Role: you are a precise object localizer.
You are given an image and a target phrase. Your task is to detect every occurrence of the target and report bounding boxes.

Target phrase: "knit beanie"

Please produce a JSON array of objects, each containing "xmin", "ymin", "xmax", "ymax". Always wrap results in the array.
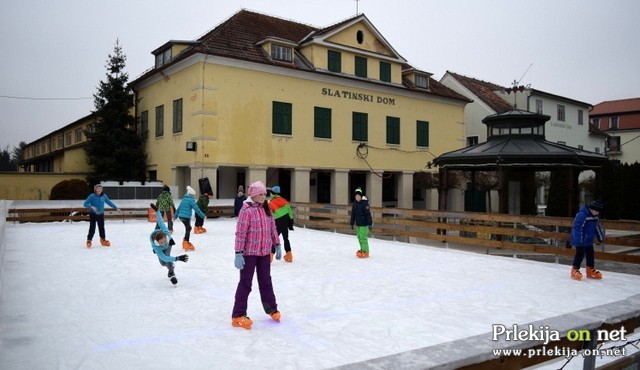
[
  {"xmin": 271, "ymin": 185, "xmax": 281, "ymax": 194},
  {"xmin": 248, "ymin": 181, "xmax": 267, "ymax": 197},
  {"xmin": 355, "ymin": 187, "xmax": 363, "ymax": 195},
  {"xmin": 187, "ymin": 186, "xmax": 196, "ymax": 196}
]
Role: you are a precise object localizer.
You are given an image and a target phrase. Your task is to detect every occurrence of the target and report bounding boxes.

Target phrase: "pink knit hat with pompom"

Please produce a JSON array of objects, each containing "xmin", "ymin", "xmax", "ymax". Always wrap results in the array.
[{"xmin": 248, "ymin": 181, "xmax": 267, "ymax": 197}]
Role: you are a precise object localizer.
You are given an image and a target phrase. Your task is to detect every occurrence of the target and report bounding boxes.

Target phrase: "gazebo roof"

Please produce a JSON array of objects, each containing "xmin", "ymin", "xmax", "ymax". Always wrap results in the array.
[{"xmin": 432, "ymin": 109, "xmax": 609, "ymax": 171}]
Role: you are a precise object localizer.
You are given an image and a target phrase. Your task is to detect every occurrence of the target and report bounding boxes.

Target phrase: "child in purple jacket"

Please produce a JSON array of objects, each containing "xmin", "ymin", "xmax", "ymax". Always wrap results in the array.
[{"xmin": 231, "ymin": 181, "xmax": 282, "ymax": 329}]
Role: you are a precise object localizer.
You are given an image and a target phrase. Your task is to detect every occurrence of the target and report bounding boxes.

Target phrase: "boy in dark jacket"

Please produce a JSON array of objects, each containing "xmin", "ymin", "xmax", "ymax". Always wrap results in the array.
[
  {"xmin": 570, "ymin": 200, "xmax": 605, "ymax": 280},
  {"xmin": 155, "ymin": 185, "xmax": 176, "ymax": 232},
  {"xmin": 234, "ymin": 186, "xmax": 247, "ymax": 217},
  {"xmin": 350, "ymin": 187, "xmax": 373, "ymax": 258},
  {"xmin": 194, "ymin": 191, "xmax": 211, "ymax": 234},
  {"xmin": 268, "ymin": 185, "xmax": 295, "ymax": 262}
]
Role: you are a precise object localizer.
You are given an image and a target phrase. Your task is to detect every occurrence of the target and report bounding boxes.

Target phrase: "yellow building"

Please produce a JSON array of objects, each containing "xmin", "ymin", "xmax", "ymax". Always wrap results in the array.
[{"xmin": 132, "ymin": 10, "xmax": 468, "ymax": 208}]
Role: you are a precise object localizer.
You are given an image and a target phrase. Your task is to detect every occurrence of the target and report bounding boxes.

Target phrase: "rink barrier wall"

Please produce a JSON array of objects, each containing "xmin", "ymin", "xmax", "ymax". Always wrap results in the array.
[
  {"xmin": 0, "ymin": 200, "xmax": 8, "ymax": 307},
  {"xmin": 333, "ymin": 294, "xmax": 640, "ymax": 370}
]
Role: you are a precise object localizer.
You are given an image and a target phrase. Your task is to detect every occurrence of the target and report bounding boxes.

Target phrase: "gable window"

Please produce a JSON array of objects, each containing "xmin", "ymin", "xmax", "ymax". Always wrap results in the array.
[
  {"xmin": 610, "ymin": 116, "xmax": 619, "ymax": 130},
  {"xmin": 557, "ymin": 104, "xmax": 565, "ymax": 122},
  {"xmin": 328, "ymin": 50, "xmax": 341, "ymax": 73},
  {"xmin": 314, "ymin": 107, "xmax": 331, "ymax": 139},
  {"xmin": 352, "ymin": 112, "xmax": 368, "ymax": 141},
  {"xmin": 355, "ymin": 56, "xmax": 367, "ymax": 78},
  {"xmin": 578, "ymin": 109, "xmax": 584, "ymax": 125},
  {"xmin": 272, "ymin": 101, "xmax": 292, "ymax": 135},
  {"xmin": 155, "ymin": 48, "xmax": 172, "ymax": 68},
  {"xmin": 386, "ymin": 116, "xmax": 400, "ymax": 145},
  {"xmin": 172, "ymin": 99, "xmax": 183, "ymax": 133},
  {"xmin": 416, "ymin": 120, "xmax": 429, "ymax": 147},
  {"xmin": 380, "ymin": 62, "xmax": 391, "ymax": 82},
  {"xmin": 536, "ymin": 99, "xmax": 543, "ymax": 114},
  {"xmin": 271, "ymin": 44, "xmax": 292, "ymax": 62},
  {"xmin": 156, "ymin": 105, "xmax": 164, "ymax": 137},
  {"xmin": 140, "ymin": 110, "xmax": 149, "ymax": 139},
  {"xmin": 415, "ymin": 74, "xmax": 429, "ymax": 89},
  {"xmin": 466, "ymin": 136, "xmax": 478, "ymax": 147}
]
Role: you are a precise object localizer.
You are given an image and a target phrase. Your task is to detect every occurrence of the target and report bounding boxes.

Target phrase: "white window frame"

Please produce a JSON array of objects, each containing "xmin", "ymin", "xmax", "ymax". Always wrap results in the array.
[
  {"xmin": 415, "ymin": 74, "xmax": 428, "ymax": 89},
  {"xmin": 271, "ymin": 44, "xmax": 292, "ymax": 62}
]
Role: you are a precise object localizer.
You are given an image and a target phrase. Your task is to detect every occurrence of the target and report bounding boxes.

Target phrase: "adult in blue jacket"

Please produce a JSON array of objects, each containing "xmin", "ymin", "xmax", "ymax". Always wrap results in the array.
[
  {"xmin": 83, "ymin": 184, "xmax": 120, "ymax": 248},
  {"xmin": 570, "ymin": 200, "xmax": 605, "ymax": 280},
  {"xmin": 174, "ymin": 186, "xmax": 206, "ymax": 251},
  {"xmin": 149, "ymin": 203, "xmax": 189, "ymax": 285}
]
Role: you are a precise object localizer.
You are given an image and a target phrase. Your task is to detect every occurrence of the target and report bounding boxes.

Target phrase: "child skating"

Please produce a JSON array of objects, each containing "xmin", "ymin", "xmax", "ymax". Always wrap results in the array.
[
  {"xmin": 194, "ymin": 191, "xmax": 211, "ymax": 234},
  {"xmin": 174, "ymin": 186, "xmax": 207, "ymax": 251},
  {"xmin": 149, "ymin": 204, "xmax": 189, "ymax": 285},
  {"xmin": 350, "ymin": 187, "xmax": 372, "ymax": 258},
  {"xmin": 570, "ymin": 200, "xmax": 605, "ymax": 280},
  {"xmin": 268, "ymin": 185, "xmax": 295, "ymax": 262}
]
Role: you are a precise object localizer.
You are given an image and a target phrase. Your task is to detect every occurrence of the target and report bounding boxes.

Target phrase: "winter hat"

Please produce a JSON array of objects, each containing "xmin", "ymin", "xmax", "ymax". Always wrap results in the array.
[
  {"xmin": 163, "ymin": 185, "xmax": 170, "ymax": 192},
  {"xmin": 271, "ymin": 185, "xmax": 281, "ymax": 194},
  {"xmin": 238, "ymin": 185, "xmax": 244, "ymax": 193},
  {"xmin": 589, "ymin": 200, "xmax": 604, "ymax": 211},
  {"xmin": 94, "ymin": 184, "xmax": 103, "ymax": 192},
  {"xmin": 355, "ymin": 187, "xmax": 363, "ymax": 195},
  {"xmin": 186, "ymin": 186, "xmax": 196, "ymax": 196},
  {"xmin": 248, "ymin": 181, "xmax": 267, "ymax": 197}
]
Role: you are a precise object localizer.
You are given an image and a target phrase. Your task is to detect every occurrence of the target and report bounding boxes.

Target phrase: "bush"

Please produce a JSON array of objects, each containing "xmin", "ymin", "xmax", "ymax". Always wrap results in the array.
[{"xmin": 50, "ymin": 179, "xmax": 91, "ymax": 200}]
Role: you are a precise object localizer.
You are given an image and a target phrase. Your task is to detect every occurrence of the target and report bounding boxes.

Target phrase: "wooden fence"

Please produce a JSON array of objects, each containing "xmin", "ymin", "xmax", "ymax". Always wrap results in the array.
[{"xmin": 290, "ymin": 202, "xmax": 640, "ymax": 265}]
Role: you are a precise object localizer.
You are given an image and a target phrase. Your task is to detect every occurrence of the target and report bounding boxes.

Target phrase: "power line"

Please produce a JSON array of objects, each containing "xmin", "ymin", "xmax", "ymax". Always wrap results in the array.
[{"xmin": 0, "ymin": 95, "xmax": 92, "ymax": 101}]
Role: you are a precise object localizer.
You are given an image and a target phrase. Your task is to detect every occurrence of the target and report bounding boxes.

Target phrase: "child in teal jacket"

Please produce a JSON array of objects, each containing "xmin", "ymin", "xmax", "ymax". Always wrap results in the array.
[
  {"xmin": 149, "ymin": 203, "xmax": 189, "ymax": 285},
  {"xmin": 174, "ymin": 186, "xmax": 206, "ymax": 251}
]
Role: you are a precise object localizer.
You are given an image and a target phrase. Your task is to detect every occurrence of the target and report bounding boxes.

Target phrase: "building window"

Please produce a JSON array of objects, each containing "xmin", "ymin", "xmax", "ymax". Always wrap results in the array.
[
  {"xmin": 355, "ymin": 56, "xmax": 367, "ymax": 78},
  {"xmin": 272, "ymin": 101, "xmax": 292, "ymax": 135},
  {"xmin": 172, "ymin": 99, "xmax": 183, "ymax": 133},
  {"xmin": 271, "ymin": 44, "xmax": 292, "ymax": 62},
  {"xmin": 155, "ymin": 105, "xmax": 164, "ymax": 137},
  {"xmin": 608, "ymin": 136, "xmax": 621, "ymax": 152},
  {"xmin": 557, "ymin": 104, "xmax": 565, "ymax": 122},
  {"xmin": 75, "ymin": 128, "xmax": 83, "ymax": 143},
  {"xmin": 380, "ymin": 62, "xmax": 391, "ymax": 82},
  {"xmin": 557, "ymin": 141, "xmax": 566, "ymax": 145},
  {"xmin": 314, "ymin": 107, "xmax": 331, "ymax": 139},
  {"xmin": 352, "ymin": 112, "xmax": 368, "ymax": 141},
  {"xmin": 578, "ymin": 145, "xmax": 583, "ymax": 150},
  {"xmin": 386, "ymin": 116, "xmax": 400, "ymax": 145},
  {"xmin": 466, "ymin": 136, "xmax": 478, "ymax": 147},
  {"xmin": 328, "ymin": 50, "xmax": 341, "ymax": 73},
  {"xmin": 591, "ymin": 118, "xmax": 600, "ymax": 129},
  {"xmin": 415, "ymin": 74, "xmax": 429, "ymax": 89},
  {"xmin": 417, "ymin": 120, "xmax": 429, "ymax": 147},
  {"xmin": 155, "ymin": 48, "xmax": 172, "ymax": 68},
  {"xmin": 578, "ymin": 109, "xmax": 584, "ymax": 125},
  {"xmin": 610, "ymin": 116, "xmax": 619, "ymax": 130},
  {"xmin": 86, "ymin": 124, "xmax": 95, "ymax": 134},
  {"xmin": 140, "ymin": 110, "xmax": 149, "ymax": 139},
  {"xmin": 595, "ymin": 147, "xmax": 600, "ymax": 153},
  {"xmin": 57, "ymin": 135, "xmax": 64, "ymax": 149},
  {"xmin": 536, "ymin": 99, "xmax": 543, "ymax": 114},
  {"xmin": 65, "ymin": 132, "xmax": 71, "ymax": 146}
]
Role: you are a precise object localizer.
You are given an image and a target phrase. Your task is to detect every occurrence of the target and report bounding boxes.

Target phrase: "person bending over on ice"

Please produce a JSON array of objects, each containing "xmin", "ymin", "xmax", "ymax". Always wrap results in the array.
[
  {"xmin": 570, "ymin": 200, "xmax": 605, "ymax": 280},
  {"xmin": 268, "ymin": 185, "xmax": 295, "ymax": 262},
  {"xmin": 155, "ymin": 185, "xmax": 176, "ymax": 233},
  {"xmin": 84, "ymin": 184, "xmax": 121, "ymax": 248},
  {"xmin": 150, "ymin": 204, "xmax": 189, "ymax": 285},
  {"xmin": 174, "ymin": 186, "xmax": 206, "ymax": 251},
  {"xmin": 231, "ymin": 181, "xmax": 282, "ymax": 330},
  {"xmin": 194, "ymin": 191, "xmax": 212, "ymax": 234},
  {"xmin": 350, "ymin": 187, "xmax": 372, "ymax": 258}
]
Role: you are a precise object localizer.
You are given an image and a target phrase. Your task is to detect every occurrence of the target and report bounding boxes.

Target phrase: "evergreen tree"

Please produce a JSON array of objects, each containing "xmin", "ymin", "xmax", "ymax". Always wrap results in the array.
[
  {"xmin": 11, "ymin": 141, "xmax": 25, "ymax": 171},
  {"xmin": 85, "ymin": 40, "xmax": 147, "ymax": 184},
  {"xmin": 0, "ymin": 146, "xmax": 14, "ymax": 171}
]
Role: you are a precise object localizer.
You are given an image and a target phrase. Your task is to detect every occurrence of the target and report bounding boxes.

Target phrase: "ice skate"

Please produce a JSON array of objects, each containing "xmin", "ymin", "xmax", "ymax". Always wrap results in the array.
[
  {"xmin": 194, "ymin": 226, "xmax": 204, "ymax": 234},
  {"xmin": 100, "ymin": 238, "xmax": 111, "ymax": 247},
  {"xmin": 86, "ymin": 240, "xmax": 92, "ymax": 248},
  {"xmin": 270, "ymin": 311, "xmax": 281, "ymax": 322},
  {"xmin": 356, "ymin": 250, "xmax": 369, "ymax": 258},
  {"xmin": 182, "ymin": 240, "xmax": 195, "ymax": 251},
  {"xmin": 284, "ymin": 251, "xmax": 293, "ymax": 262},
  {"xmin": 200, "ymin": 226, "xmax": 207, "ymax": 233},
  {"xmin": 168, "ymin": 272, "xmax": 178, "ymax": 285},
  {"xmin": 586, "ymin": 267, "xmax": 602, "ymax": 279},
  {"xmin": 570, "ymin": 268, "xmax": 582, "ymax": 281},
  {"xmin": 231, "ymin": 316, "xmax": 253, "ymax": 329}
]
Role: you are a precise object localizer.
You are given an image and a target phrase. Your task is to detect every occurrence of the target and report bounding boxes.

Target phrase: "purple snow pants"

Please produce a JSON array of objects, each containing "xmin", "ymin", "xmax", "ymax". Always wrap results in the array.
[{"xmin": 232, "ymin": 254, "xmax": 278, "ymax": 318}]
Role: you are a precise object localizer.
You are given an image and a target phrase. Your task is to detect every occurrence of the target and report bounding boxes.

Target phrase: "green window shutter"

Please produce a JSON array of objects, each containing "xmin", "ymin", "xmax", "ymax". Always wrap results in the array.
[
  {"xmin": 417, "ymin": 120, "xmax": 429, "ymax": 147},
  {"xmin": 155, "ymin": 105, "xmax": 164, "ymax": 137},
  {"xmin": 172, "ymin": 99, "xmax": 183, "ymax": 133},
  {"xmin": 355, "ymin": 56, "xmax": 367, "ymax": 78},
  {"xmin": 272, "ymin": 101, "xmax": 292, "ymax": 135},
  {"xmin": 352, "ymin": 112, "xmax": 368, "ymax": 141},
  {"xmin": 386, "ymin": 116, "xmax": 400, "ymax": 144},
  {"xmin": 328, "ymin": 50, "xmax": 342, "ymax": 73},
  {"xmin": 380, "ymin": 62, "xmax": 391, "ymax": 82},
  {"xmin": 140, "ymin": 111, "xmax": 148, "ymax": 139},
  {"xmin": 314, "ymin": 107, "xmax": 332, "ymax": 139}
]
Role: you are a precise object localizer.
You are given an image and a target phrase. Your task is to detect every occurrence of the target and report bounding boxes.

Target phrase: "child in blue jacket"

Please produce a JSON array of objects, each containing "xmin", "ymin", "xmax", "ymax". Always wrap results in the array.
[
  {"xmin": 83, "ymin": 184, "xmax": 120, "ymax": 248},
  {"xmin": 174, "ymin": 186, "xmax": 207, "ymax": 251},
  {"xmin": 150, "ymin": 204, "xmax": 189, "ymax": 285},
  {"xmin": 570, "ymin": 200, "xmax": 605, "ymax": 280}
]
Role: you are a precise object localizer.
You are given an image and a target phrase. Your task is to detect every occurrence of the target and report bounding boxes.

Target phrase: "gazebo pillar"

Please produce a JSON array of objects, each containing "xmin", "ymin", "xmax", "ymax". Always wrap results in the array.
[{"xmin": 498, "ymin": 167, "xmax": 507, "ymax": 214}]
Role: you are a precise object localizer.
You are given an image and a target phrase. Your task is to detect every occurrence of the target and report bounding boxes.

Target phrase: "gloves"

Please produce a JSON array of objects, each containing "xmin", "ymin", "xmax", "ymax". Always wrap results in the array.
[
  {"xmin": 275, "ymin": 244, "xmax": 283, "ymax": 260},
  {"xmin": 234, "ymin": 253, "xmax": 245, "ymax": 270},
  {"xmin": 176, "ymin": 254, "xmax": 189, "ymax": 262},
  {"xmin": 288, "ymin": 218, "xmax": 294, "ymax": 231}
]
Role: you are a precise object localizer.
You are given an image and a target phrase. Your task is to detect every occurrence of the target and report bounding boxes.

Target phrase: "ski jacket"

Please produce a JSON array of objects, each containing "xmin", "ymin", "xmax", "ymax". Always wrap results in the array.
[
  {"xmin": 196, "ymin": 194, "xmax": 209, "ymax": 213},
  {"xmin": 268, "ymin": 195, "xmax": 294, "ymax": 221},
  {"xmin": 175, "ymin": 194, "xmax": 206, "ymax": 220},
  {"xmin": 570, "ymin": 205, "xmax": 605, "ymax": 247},
  {"xmin": 235, "ymin": 201, "xmax": 279, "ymax": 256},
  {"xmin": 83, "ymin": 193, "xmax": 117, "ymax": 215},
  {"xmin": 149, "ymin": 210, "xmax": 177, "ymax": 263},
  {"xmin": 350, "ymin": 199, "xmax": 372, "ymax": 227},
  {"xmin": 156, "ymin": 191, "xmax": 175, "ymax": 212}
]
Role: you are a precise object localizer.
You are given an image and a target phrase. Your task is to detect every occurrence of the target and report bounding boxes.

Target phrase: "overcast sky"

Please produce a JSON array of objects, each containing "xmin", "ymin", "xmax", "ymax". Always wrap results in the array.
[{"xmin": 1, "ymin": 0, "xmax": 639, "ymax": 150}]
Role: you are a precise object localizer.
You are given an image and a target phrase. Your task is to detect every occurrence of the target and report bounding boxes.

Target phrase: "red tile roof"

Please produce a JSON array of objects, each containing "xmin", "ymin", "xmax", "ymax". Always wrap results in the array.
[
  {"xmin": 446, "ymin": 71, "xmax": 513, "ymax": 113},
  {"xmin": 590, "ymin": 98, "xmax": 640, "ymax": 115}
]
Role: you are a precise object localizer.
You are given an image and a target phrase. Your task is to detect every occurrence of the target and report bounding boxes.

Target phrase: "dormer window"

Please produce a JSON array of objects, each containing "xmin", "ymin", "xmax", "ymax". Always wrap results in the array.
[
  {"xmin": 271, "ymin": 44, "xmax": 292, "ymax": 62},
  {"xmin": 415, "ymin": 74, "xmax": 429, "ymax": 89},
  {"xmin": 155, "ymin": 48, "xmax": 172, "ymax": 68}
]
